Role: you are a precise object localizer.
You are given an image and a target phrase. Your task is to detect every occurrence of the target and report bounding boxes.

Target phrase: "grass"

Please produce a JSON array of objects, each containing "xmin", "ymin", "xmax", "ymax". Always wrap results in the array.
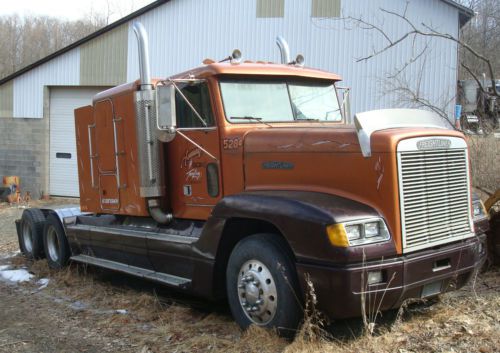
[
  {"xmin": 19, "ymin": 256, "xmax": 499, "ymax": 353},
  {"xmin": 467, "ymin": 134, "xmax": 500, "ymax": 194}
]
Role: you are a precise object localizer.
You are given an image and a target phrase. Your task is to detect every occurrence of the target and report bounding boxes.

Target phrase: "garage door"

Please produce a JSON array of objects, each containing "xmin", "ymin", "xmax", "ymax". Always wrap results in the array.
[{"xmin": 49, "ymin": 87, "xmax": 106, "ymax": 197}]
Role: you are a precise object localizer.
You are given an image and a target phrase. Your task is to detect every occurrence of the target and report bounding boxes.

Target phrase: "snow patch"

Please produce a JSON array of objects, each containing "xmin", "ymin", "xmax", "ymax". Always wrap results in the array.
[
  {"xmin": 0, "ymin": 250, "xmax": 22, "ymax": 259},
  {"xmin": 37, "ymin": 278, "xmax": 50, "ymax": 289},
  {"xmin": 0, "ymin": 268, "xmax": 33, "ymax": 283}
]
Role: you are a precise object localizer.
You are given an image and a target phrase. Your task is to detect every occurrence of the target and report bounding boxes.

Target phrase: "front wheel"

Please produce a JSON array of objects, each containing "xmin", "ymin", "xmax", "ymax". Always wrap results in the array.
[
  {"xmin": 226, "ymin": 234, "xmax": 302, "ymax": 336},
  {"xmin": 43, "ymin": 214, "xmax": 71, "ymax": 269}
]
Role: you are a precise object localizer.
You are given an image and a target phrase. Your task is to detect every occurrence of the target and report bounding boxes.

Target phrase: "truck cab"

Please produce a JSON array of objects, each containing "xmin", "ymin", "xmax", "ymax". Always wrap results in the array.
[{"xmin": 16, "ymin": 23, "xmax": 486, "ymax": 335}]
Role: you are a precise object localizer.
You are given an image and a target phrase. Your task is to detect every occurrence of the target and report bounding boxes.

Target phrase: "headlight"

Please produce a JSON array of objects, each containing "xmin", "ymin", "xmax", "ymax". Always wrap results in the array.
[
  {"xmin": 472, "ymin": 199, "xmax": 488, "ymax": 221},
  {"xmin": 345, "ymin": 224, "xmax": 361, "ymax": 240},
  {"xmin": 364, "ymin": 222, "xmax": 380, "ymax": 237},
  {"xmin": 327, "ymin": 218, "xmax": 390, "ymax": 247}
]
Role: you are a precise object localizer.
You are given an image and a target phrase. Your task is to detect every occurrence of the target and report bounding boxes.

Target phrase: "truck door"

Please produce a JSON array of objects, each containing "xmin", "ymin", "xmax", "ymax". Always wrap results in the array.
[
  {"xmin": 94, "ymin": 99, "xmax": 121, "ymax": 211},
  {"xmin": 165, "ymin": 82, "xmax": 222, "ymax": 220},
  {"xmin": 147, "ymin": 82, "xmax": 222, "ymax": 276}
]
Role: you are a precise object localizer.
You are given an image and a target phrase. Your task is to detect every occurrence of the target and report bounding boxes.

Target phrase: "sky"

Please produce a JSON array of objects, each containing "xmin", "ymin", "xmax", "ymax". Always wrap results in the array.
[{"xmin": 0, "ymin": 0, "xmax": 156, "ymax": 22}]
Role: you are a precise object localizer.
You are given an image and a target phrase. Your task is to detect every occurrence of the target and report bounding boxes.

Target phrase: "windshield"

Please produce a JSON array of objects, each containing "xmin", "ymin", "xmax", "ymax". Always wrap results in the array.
[{"xmin": 220, "ymin": 80, "xmax": 342, "ymax": 123}]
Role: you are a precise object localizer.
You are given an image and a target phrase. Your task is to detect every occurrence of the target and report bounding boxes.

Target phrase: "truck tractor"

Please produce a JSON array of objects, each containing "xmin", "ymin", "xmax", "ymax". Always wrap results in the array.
[{"xmin": 16, "ymin": 23, "xmax": 486, "ymax": 334}]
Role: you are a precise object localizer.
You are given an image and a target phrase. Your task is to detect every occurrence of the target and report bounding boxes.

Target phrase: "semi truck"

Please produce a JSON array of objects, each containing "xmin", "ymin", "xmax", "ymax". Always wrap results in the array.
[{"xmin": 16, "ymin": 23, "xmax": 486, "ymax": 334}]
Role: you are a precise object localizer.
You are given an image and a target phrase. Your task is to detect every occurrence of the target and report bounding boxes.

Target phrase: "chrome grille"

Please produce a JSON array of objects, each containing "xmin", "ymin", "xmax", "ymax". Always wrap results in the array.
[{"xmin": 397, "ymin": 138, "xmax": 473, "ymax": 253}]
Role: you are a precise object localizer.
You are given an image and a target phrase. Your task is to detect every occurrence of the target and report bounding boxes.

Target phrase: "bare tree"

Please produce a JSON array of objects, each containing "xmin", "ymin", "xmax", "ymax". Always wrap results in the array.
[
  {"xmin": 0, "ymin": 14, "xmax": 106, "ymax": 80},
  {"xmin": 344, "ymin": 1, "xmax": 498, "ymax": 98},
  {"xmin": 459, "ymin": 0, "xmax": 500, "ymax": 82}
]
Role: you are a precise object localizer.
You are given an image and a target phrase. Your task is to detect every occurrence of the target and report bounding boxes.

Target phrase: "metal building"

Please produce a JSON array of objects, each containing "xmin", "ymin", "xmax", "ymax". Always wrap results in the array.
[{"xmin": 0, "ymin": 0, "xmax": 473, "ymax": 197}]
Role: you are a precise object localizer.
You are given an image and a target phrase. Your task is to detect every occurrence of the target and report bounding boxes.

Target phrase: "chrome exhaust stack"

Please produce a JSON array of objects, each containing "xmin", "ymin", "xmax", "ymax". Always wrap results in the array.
[
  {"xmin": 276, "ymin": 36, "xmax": 291, "ymax": 64},
  {"xmin": 132, "ymin": 22, "xmax": 172, "ymax": 224},
  {"xmin": 132, "ymin": 22, "xmax": 152, "ymax": 91}
]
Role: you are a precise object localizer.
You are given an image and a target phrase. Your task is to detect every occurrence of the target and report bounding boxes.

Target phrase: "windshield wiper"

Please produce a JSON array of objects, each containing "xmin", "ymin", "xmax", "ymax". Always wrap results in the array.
[
  {"xmin": 231, "ymin": 116, "xmax": 273, "ymax": 127},
  {"xmin": 295, "ymin": 118, "xmax": 320, "ymax": 121}
]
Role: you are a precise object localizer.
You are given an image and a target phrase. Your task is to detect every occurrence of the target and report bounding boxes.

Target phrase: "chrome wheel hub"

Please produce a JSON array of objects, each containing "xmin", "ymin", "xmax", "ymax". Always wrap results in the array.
[
  {"xmin": 237, "ymin": 260, "xmax": 277, "ymax": 325},
  {"xmin": 22, "ymin": 223, "xmax": 33, "ymax": 253},
  {"xmin": 46, "ymin": 226, "xmax": 59, "ymax": 262}
]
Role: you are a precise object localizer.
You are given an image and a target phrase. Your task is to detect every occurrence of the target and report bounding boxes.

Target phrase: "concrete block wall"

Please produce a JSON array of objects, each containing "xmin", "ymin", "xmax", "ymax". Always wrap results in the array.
[{"xmin": 0, "ymin": 118, "xmax": 49, "ymax": 198}]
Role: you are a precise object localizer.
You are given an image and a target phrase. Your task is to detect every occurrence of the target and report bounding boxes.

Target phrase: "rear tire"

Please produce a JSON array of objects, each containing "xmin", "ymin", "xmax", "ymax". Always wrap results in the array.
[
  {"xmin": 19, "ymin": 208, "xmax": 46, "ymax": 259},
  {"xmin": 226, "ymin": 234, "xmax": 302, "ymax": 337},
  {"xmin": 43, "ymin": 214, "xmax": 71, "ymax": 269}
]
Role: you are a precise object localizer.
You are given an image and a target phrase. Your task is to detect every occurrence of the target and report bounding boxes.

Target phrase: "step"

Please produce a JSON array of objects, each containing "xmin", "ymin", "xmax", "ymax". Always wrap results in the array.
[
  {"xmin": 70, "ymin": 255, "xmax": 192, "ymax": 289},
  {"xmin": 67, "ymin": 223, "xmax": 199, "ymax": 245}
]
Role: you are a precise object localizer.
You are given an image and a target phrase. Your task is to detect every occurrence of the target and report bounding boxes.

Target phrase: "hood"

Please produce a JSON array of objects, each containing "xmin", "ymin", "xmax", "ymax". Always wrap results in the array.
[{"xmin": 243, "ymin": 126, "xmax": 467, "ymax": 252}]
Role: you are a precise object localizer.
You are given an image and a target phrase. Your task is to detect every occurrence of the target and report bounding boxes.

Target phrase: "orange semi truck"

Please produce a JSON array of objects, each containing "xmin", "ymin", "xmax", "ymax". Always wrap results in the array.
[{"xmin": 16, "ymin": 23, "xmax": 486, "ymax": 333}]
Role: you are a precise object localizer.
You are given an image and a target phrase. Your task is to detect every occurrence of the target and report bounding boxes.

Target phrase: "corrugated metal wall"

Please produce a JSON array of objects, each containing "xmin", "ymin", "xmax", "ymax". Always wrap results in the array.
[
  {"xmin": 127, "ymin": 0, "xmax": 459, "ymax": 117},
  {"xmin": 80, "ymin": 24, "xmax": 128, "ymax": 86},
  {"xmin": 256, "ymin": 0, "xmax": 285, "ymax": 18},
  {"xmin": 3, "ymin": 0, "xmax": 460, "ymax": 119},
  {"xmin": 12, "ymin": 49, "xmax": 80, "ymax": 118},
  {"xmin": 311, "ymin": 0, "xmax": 341, "ymax": 18}
]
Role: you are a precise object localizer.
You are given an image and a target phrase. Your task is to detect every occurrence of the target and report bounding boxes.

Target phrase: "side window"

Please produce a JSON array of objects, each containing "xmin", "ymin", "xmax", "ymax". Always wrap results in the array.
[{"xmin": 175, "ymin": 83, "xmax": 214, "ymax": 128}]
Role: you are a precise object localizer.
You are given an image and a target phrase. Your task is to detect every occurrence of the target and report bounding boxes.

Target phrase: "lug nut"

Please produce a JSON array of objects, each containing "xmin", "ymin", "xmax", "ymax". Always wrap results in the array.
[
  {"xmin": 252, "ymin": 281, "xmax": 259, "ymax": 286},
  {"xmin": 251, "ymin": 306, "xmax": 258, "ymax": 312},
  {"xmin": 255, "ymin": 299, "xmax": 264, "ymax": 305},
  {"xmin": 238, "ymin": 283, "xmax": 245, "ymax": 289}
]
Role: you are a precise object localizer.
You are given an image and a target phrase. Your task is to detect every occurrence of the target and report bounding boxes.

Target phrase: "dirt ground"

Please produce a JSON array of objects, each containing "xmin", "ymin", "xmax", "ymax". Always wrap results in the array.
[{"xmin": 0, "ymin": 199, "xmax": 499, "ymax": 353}]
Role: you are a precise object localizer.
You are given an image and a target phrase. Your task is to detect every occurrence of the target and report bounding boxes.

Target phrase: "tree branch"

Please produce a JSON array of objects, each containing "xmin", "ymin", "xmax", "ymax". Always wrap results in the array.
[{"xmin": 346, "ymin": 5, "xmax": 498, "ymax": 97}]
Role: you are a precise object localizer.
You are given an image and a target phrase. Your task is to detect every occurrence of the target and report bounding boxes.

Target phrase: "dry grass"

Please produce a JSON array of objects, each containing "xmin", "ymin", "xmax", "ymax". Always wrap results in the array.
[
  {"xmin": 19, "ymin": 256, "xmax": 500, "ymax": 353},
  {"xmin": 467, "ymin": 134, "xmax": 500, "ymax": 193}
]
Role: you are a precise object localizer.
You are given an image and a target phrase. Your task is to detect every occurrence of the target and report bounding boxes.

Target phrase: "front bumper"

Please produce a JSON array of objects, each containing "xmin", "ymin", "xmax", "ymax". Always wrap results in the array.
[{"xmin": 296, "ymin": 235, "xmax": 487, "ymax": 319}]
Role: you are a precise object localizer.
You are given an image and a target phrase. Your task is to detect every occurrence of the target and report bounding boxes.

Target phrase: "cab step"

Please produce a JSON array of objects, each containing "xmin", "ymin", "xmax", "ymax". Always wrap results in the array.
[{"xmin": 70, "ymin": 255, "xmax": 192, "ymax": 289}]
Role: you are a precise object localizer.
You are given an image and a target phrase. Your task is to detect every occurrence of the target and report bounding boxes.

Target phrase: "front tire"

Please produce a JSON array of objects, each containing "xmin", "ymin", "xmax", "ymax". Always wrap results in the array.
[
  {"xmin": 19, "ymin": 208, "xmax": 46, "ymax": 259},
  {"xmin": 43, "ymin": 214, "xmax": 71, "ymax": 269},
  {"xmin": 226, "ymin": 234, "xmax": 302, "ymax": 336}
]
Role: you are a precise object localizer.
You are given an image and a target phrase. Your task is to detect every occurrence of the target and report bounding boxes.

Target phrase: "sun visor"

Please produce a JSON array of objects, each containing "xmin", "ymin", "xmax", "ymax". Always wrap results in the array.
[{"xmin": 354, "ymin": 109, "xmax": 452, "ymax": 157}]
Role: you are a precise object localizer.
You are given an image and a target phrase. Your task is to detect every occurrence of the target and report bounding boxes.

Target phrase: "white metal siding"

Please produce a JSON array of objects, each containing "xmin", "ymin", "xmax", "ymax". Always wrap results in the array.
[
  {"xmin": 13, "ymin": 48, "xmax": 80, "ymax": 118},
  {"xmin": 49, "ymin": 87, "xmax": 103, "ymax": 197},
  {"xmin": 127, "ymin": 0, "xmax": 459, "ymax": 117},
  {"xmin": 7, "ymin": 0, "xmax": 461, "ymax": 120}
]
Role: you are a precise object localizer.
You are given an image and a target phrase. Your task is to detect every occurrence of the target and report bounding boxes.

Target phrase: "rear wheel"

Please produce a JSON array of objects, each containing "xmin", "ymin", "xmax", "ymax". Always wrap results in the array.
[
  {"xmin": 19, "ymin": 209, "xmax": 46, "ymax": 259},
  {"xmin": 43, "ymin": 214, "xmax": 71, "ymax": 269},
  {"xmin": 226, "ymin": 234, "xmax": 302, "ymax": 336}
]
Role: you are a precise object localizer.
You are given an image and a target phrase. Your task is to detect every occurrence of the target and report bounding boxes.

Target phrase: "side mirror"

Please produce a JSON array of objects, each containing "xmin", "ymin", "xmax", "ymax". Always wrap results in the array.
[
  {"xmin": 337, "ymin": 87, "xmax": 352, "ymax": 124},
  {"xmin": 156, "ymin": 84, "xmax": 176, "ymax": 142}
]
